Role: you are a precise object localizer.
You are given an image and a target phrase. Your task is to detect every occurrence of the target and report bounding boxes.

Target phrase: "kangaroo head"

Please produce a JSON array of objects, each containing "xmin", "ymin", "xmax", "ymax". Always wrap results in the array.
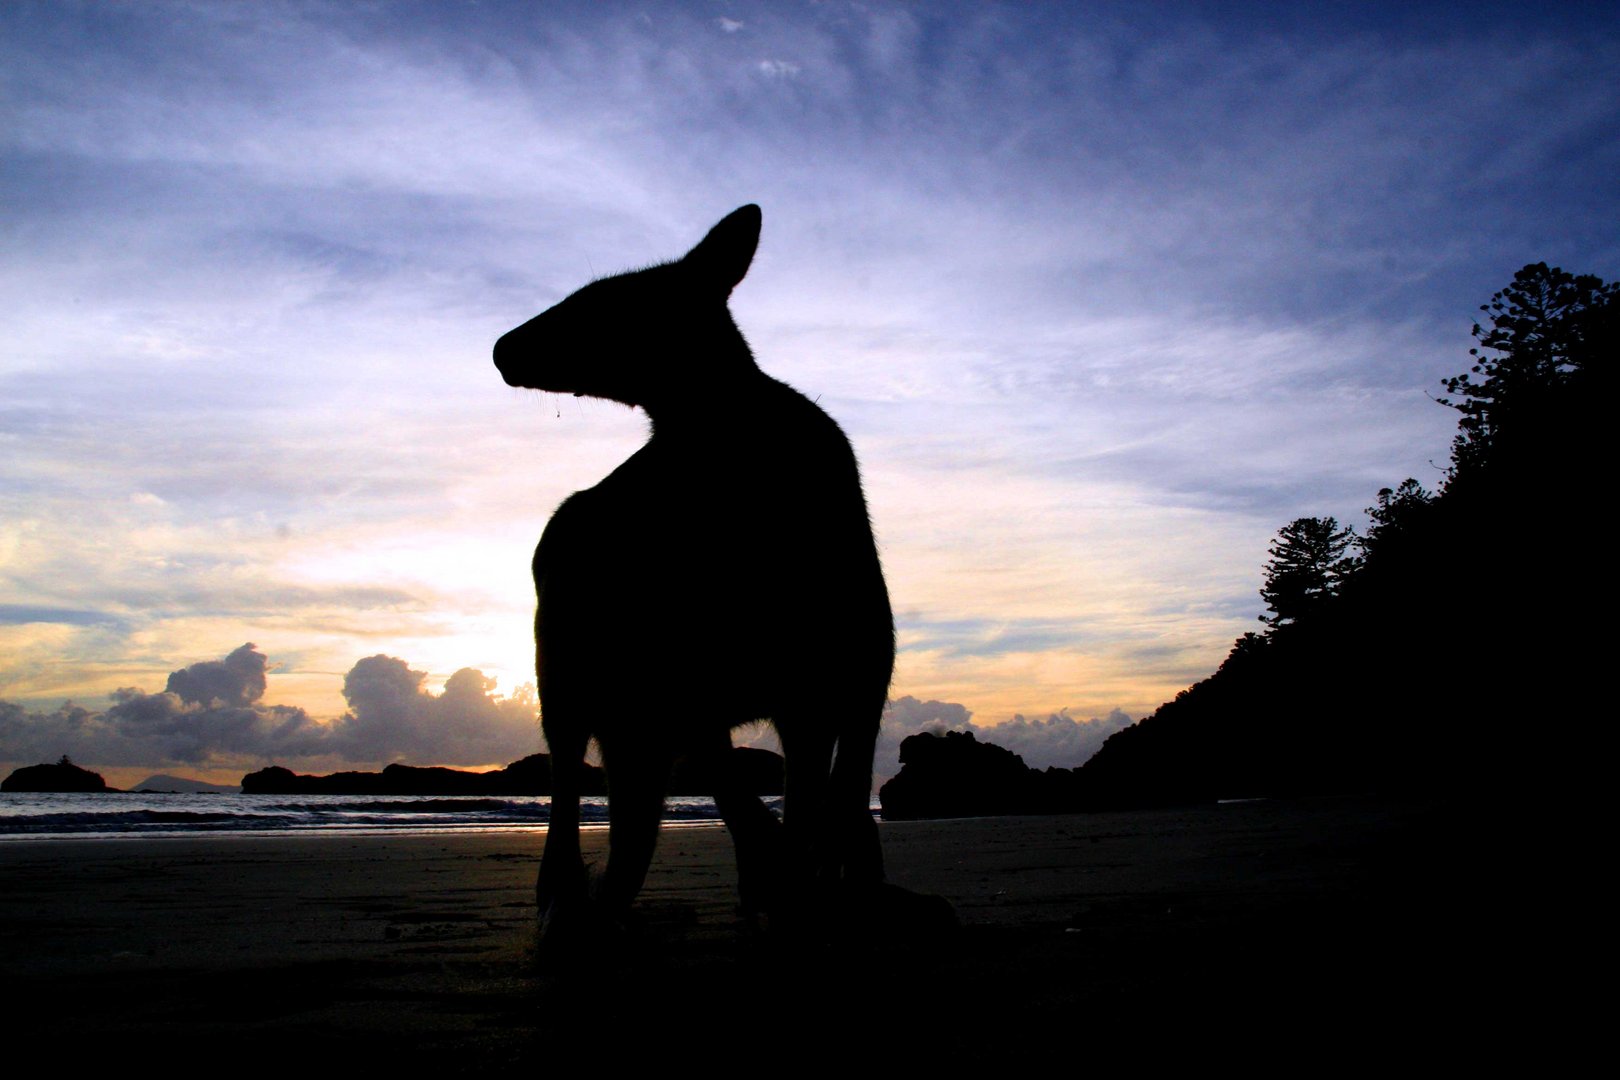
[{"xmin": 494, "ymin": 205, "xmax": 763, "ymax": 409}]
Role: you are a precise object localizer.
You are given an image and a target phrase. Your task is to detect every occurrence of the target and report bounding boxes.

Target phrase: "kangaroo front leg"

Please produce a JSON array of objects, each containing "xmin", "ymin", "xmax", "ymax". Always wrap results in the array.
[{"xmin": 537, "ymin": 721, "xmax": 588, "ymax": 919}]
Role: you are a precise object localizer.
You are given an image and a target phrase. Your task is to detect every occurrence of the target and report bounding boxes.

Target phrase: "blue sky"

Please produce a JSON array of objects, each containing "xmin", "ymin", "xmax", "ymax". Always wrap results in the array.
[{"xmin": 3, "ymin": 1, "xmax": 1616, "ymax": 786}]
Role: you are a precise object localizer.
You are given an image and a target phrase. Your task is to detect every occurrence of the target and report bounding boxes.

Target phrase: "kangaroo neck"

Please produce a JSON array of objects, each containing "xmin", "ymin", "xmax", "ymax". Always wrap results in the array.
[{"xmin": 639, "ymin": 346, "xmax": 768, "ymax": 430}]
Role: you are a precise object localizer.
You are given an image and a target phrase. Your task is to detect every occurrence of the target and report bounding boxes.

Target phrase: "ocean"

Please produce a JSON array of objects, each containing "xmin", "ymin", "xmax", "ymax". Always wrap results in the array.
[{"xmin": 0, "ymin": 791, "xmax": 762, "ymax": 840}]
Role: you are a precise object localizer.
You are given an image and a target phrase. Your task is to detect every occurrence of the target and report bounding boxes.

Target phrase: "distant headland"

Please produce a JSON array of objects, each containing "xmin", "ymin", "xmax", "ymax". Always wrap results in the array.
[{"xmin": 239, "ymin": 747, "xmax": 785, "ymax": 798}]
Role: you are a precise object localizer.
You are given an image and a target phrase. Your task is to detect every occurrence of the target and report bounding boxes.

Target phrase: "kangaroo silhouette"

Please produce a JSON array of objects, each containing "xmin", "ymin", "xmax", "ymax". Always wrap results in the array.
[{"xmin": 494, "ymin": 205, "xmax": 895, "ymax": 945}]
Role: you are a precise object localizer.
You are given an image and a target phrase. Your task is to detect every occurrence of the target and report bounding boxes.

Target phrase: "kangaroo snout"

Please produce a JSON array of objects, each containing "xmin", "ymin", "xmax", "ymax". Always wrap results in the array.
[
  {"xmin": 492, "ymin": 329, "xmax": 531, "ymax": 388},
  {"xmin": 495, "ymin": 309, "xmax": 589, "ymax": 396}
]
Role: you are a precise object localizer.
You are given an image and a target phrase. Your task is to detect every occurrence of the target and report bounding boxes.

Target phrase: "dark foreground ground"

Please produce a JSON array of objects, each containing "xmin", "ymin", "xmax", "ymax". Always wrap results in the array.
[{"xmin": 0, "ymin": 796, "xmax": 1553, "ymax": 1070}]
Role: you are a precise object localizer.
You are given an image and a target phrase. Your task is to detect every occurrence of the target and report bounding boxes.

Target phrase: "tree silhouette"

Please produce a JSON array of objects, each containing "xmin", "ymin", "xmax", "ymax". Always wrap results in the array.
[
  {"xmin": 1258, "ymin": 516, "xmax": 1359, "ymax": 629},
  {"xmin": 1362, "ymin": 478, "xmax": 1434, "ymax": 556},
  {"xmin": 1439, "ymin": 262, "xmax": 1617, "ymax": 472}
]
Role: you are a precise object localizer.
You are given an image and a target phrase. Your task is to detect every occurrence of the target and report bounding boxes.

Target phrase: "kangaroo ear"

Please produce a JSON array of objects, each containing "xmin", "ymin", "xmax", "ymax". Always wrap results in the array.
[{"xmin": 683, "ymin": 204, "xmax": 761, "ymax": 293}]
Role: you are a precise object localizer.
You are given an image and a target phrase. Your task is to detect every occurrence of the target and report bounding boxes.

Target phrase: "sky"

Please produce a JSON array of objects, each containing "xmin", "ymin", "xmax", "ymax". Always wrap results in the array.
[{"xmin": 3, "ymin": 1, "xmax": 1616, "ymax": 789}]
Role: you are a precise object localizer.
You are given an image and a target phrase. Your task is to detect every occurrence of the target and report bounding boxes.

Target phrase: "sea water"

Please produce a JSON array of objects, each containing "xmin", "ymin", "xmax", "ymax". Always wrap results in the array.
[{"xmin": 0, "ymin": 791, "xmax": 758, "ymax": 840}]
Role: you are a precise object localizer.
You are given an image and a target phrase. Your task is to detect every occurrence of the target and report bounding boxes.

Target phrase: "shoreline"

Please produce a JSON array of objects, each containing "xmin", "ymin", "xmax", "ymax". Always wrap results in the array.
[{"xmin": 2, "ymin": 795, "xmax": 1475, "ymax": 1067}]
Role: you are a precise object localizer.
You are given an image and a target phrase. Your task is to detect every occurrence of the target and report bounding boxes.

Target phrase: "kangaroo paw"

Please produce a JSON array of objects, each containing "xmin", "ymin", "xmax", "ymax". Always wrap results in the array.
[{"xmin": 535, "ymin": 896, "xmax": 639, "ymax": 971}]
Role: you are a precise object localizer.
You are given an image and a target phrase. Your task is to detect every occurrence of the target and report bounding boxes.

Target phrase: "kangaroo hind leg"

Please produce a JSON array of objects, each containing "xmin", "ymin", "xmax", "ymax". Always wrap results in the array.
[
  {"xmin": 593, "ymin": 734, "xmax": 673, "ymax": 917},
  {"xmin": 774, "ymin": 714, "xmax": 838, "ymax": 908},
  {"xmin": 830, "ymin": 710, "xmax": 885, "ymax": 889},
  {"xmin": 693, "ymin": 730, "xmax": 786, "ymax": 921}
]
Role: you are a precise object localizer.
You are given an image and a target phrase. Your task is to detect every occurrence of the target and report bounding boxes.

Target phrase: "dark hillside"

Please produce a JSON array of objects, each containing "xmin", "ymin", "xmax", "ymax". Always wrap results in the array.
[{"xmin": 1080, "ymin": 263, "xmax": 1613, "ymax": 806}]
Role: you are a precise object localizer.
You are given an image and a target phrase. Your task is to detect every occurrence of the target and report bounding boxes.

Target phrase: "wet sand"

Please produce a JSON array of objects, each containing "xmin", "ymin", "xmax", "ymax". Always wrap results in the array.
[{"xmin": 1, "ymin": 796, "xmax": 1479, "ymax": 1069}]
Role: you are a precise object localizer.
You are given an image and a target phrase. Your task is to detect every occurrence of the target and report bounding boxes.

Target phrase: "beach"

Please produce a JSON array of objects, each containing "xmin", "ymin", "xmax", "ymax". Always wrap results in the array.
[{"xmin": 2, "ymin": 796, "xmax": 1466, "ymax": 1069}]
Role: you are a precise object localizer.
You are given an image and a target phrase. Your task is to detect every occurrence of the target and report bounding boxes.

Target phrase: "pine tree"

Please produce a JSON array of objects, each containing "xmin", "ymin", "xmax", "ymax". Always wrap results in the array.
[
  {"xmin": 1258, "ymin": 516, "xmax": 1359, "ymax": 629},
  {"xmin": 1439, "ymin": 262, "xmax": 1616, "ymax": 473}
]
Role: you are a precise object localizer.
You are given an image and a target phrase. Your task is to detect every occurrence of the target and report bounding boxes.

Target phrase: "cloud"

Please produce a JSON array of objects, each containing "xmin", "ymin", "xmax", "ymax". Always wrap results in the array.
[
  {"xmin": 165, "ymin": 642, "xmax": 267, "ymax": 707},
  {"xmin": 101, "ymin": 686, "xmax": 325, "ymax": 766},
  {"xmin": 980, "ymin": 708, "xmax": 1134, "ymax": 769},
  {"xmin": 0, "ymin": 652, "xmax": 326, "ymax": 770},
  {"xmin": 333, "ymin": 654, "xmax": 537, "ymax": 766},
  {"xmin": 897, "ymin": 617, "xmax": 1099, "ymax": 660},
  {"xmin": 0, "ymin": 605, "xmax": 128, "ymax": 630},
  {"xmin": 0, "ymin": 645, "xmax": 538, "ymax": 774}
]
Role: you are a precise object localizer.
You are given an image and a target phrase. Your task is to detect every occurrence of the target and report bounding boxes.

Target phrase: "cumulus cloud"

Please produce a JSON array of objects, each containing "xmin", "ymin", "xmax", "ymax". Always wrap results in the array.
[
  {"xmin": 101, "ymin": 685, "xmax": 325, "ymax": 765},
  {"xmin": 333, "ymin": 654, "xmax": 537, "ymax": 766},
  {"xmin": 0, "ymin": 646, "xmax": 325, "ymax": 768},
  {"xmin": 876, "ymin": 694, "xmax": 1132, "ymax": 780},
  {"xmin": 165, "ymin": 642, "xmax": 268, "ymax": 707},
  {"xmin": 0, "ymin": 644, "xmax": 538, "ymax": 774},
  {"xmin": 979, "ymin": 708, "xmax": 1134, "ymax": 770}
]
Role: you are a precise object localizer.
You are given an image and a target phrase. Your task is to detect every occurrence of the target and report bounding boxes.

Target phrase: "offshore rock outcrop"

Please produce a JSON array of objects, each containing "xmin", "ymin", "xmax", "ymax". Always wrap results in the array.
[
  {"xmin": 879, "ymin": 731, "xmax": 1085, "ymax": 819},
  {"xmin": 3, "ymin": 756, "xmax": 114, "ymax": 793}
]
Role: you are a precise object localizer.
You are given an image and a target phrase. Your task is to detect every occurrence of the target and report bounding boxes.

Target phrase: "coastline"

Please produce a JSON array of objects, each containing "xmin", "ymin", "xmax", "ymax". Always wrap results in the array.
[{"xmin": 2, "ymin": 796, "xmax": 1471, "ymax": 1068}]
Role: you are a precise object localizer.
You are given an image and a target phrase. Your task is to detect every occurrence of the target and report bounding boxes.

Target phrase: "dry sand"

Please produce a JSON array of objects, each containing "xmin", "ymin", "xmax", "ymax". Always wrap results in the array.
[{"xmin": 1, "ymin": 796, "xmax": 1479, "ymax": 1070}]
